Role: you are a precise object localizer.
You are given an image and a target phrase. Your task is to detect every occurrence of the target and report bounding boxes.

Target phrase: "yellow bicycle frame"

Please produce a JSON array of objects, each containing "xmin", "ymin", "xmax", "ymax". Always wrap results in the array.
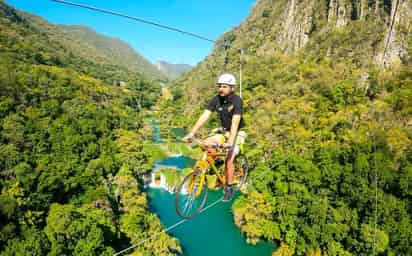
[{"xmin": 189, "ymin": 150, "xmax": 228, "ymax": 197}]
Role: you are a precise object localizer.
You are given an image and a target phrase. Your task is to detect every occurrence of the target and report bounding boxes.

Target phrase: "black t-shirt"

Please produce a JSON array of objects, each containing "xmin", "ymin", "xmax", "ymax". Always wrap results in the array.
[{"xmin": 206, "ymin": 93, "xmax": 245, "ymax": 131}]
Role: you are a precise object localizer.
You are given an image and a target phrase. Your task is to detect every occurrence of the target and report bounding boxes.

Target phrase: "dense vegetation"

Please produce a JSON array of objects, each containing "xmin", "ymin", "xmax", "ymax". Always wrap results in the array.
[
  {"xmin": 1, "ymin": 0, "xmax": 411, "ymax": 255},
  {"xmin": 0, "ymin": 2, "xmax": 180, "ymax": 255},
  {"xmin": 22, "ymin": 12, "xmax": 166, "ymax": 81},
  {"xmin": 158, "ymin": 0, "xmax": 412, "ymax": 255}
]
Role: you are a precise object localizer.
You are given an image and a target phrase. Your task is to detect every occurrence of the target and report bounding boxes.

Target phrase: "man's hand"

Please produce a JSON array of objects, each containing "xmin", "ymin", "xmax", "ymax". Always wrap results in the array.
[{"xmin": 182, "ymin": 133, "xmax": 194, "ymax": 143}]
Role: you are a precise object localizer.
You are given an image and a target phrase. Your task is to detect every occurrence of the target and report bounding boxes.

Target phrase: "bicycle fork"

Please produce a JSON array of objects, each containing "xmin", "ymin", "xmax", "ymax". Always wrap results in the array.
[{"xmin": 187, "ymin": 170, "xmax": 206, "ymax": 197}]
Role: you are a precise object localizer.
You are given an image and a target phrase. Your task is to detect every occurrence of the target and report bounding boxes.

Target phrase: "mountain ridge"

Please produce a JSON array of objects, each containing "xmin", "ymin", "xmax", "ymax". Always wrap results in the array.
[
  {"xmin": 19, "ymin": 9, "xmax": 166, "ymax": 80},
  {"xmin": 156, "ymin": 1, "xmax": 412, "ymax": 255},
  {"xmin": 155, "ymin": 60, "xmax": 192, "ymax": 79}
]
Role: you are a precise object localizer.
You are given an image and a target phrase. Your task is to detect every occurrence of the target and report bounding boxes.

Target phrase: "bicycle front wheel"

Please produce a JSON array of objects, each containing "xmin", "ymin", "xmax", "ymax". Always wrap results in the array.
[{"xmin": 175, "ymin": 168, "xmax": 209, "ymax": 219}]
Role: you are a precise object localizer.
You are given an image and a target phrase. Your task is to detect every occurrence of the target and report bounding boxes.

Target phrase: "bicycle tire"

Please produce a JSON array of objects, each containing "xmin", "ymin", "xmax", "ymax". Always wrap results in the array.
[
  {"xmin": 233, "ymin": 153, "xmax": 249, "ymax": 189},
  {"xmin": 175, "ymin": 168, "xmax": 209, "ymax": 219}
]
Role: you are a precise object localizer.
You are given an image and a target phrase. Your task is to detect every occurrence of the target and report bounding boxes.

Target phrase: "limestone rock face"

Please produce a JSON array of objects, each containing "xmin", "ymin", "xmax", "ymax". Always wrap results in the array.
[
  {"xmin": 327, "ymin": 0, "xmax": 352, "ymax": 27},
  {"xmin": 278, "ymin": 0, "xmax": 315, "ymax": 53},
  {"xmin": 376, "ymin": 0, "xmax": 412, "ymax": 67},
  {"xmin": 220, "ymin": 0, "xmax": 411, "ymax": 68}
]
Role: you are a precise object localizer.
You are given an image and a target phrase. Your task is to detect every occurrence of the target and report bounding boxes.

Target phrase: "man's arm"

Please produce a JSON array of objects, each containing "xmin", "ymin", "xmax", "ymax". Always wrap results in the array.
[
  {"xmin": 226, "ymin": 114, "xmax": 241, "ymax": 146},
  {"xmin": 183, "ymin": 110, "xmax": 212, "ymax": 141}
]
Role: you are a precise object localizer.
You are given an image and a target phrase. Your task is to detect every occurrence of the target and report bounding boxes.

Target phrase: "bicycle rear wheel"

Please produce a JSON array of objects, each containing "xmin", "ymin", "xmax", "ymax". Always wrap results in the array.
[
  {"xmin": 233, "ymin": 153, "xmax": 249, "ymax": 189},
  {"xmin": 175, "ymin": 168, "xmax": 209, "ymax": 219}
]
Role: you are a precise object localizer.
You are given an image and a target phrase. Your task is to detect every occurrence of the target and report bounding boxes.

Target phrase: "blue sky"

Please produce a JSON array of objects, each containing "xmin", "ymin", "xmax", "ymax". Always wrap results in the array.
[{"xmin": 6, "ymin": 0, "xmax": 255, "ymax": 65}]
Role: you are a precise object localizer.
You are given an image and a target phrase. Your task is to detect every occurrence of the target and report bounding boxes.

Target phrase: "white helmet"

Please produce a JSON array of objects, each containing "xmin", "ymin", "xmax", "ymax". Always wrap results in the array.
[{"xmin": 217, "ymin": 73, "xmax": 236, "ymax": 86}]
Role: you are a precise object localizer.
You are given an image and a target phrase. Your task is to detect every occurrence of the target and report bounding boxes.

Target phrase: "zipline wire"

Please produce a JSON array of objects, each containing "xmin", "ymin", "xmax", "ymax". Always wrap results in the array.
[
  {"xmin": 48, "ymin": 0, "xmax": 216, "ymax": 43},
  {"xmin": 113, "ymin": 196, "xmax": 223, "ymax": 256}
]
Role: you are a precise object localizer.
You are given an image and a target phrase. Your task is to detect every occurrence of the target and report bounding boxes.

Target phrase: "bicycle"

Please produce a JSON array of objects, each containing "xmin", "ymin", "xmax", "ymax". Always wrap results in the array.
[{"xmin": 175, "ymin": 137, "xmax": 248, "ymax": 219}]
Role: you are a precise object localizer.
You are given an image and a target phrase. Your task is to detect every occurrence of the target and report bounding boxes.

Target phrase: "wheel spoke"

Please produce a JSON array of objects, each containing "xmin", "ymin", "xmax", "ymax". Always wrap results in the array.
[
  {"xmin": 183, "ymin": 195, "xmax": 194, "ymax": 214},
  {"xmin": 176, "ymin": 170, "xmax": 209, "ymax": 219}
]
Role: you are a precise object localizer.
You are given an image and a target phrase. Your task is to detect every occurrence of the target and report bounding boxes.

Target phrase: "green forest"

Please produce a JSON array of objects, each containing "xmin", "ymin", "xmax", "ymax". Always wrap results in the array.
[
  {"xmin": 0, "ymin": 2, "xmax": 180, "ymax": 255},
  {"xmin": 1, "ymin": 0, "xmax": 411, "ymax": 256},
  {"xmin": 156, "ymin": 0, "xmax": 412, "ymax": 255}
]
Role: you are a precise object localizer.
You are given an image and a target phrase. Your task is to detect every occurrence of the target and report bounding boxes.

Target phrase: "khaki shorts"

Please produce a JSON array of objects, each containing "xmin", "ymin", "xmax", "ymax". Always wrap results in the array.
[{"xmin": 204, "ymin": 130, "xmax": 247, "ymax": 155}]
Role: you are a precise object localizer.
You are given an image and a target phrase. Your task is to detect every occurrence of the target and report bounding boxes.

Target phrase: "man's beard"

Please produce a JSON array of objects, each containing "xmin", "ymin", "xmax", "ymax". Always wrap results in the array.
[{"xmin": 219, "ymin": 90, "xmax": 231, "ymax": 96}]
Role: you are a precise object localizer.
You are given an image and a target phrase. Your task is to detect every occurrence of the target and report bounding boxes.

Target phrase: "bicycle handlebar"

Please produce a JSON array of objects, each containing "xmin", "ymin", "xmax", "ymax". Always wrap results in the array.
[{"xmin": 183, "ymin": 137, "xmax": 230, "ymax": 151}]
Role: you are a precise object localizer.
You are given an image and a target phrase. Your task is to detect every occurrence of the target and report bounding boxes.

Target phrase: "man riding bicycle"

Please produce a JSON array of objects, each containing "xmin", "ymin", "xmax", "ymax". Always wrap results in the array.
[{"xmin": 183, "ymin": 73, "xmax": 246, "ymax": 202}]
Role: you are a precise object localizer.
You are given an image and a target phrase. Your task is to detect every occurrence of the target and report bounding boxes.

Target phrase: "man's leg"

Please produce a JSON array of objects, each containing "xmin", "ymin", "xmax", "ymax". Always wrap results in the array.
[
  {"xmin": 222, "ymin": 145, "xmax": 238, "ymax": 202},
  {"xmin": 226, "ymin": 131, "xmax": 246, "ymax": 183},
  {"xmin": 225, "ymin": 148, "xmax": 237, "ymax": 185}
]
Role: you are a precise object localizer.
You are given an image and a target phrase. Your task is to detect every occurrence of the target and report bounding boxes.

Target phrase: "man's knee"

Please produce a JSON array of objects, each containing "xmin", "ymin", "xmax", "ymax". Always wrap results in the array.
[{"xmin": 205, "ymin": 134, "xmax": 225, "ymax": 145}]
